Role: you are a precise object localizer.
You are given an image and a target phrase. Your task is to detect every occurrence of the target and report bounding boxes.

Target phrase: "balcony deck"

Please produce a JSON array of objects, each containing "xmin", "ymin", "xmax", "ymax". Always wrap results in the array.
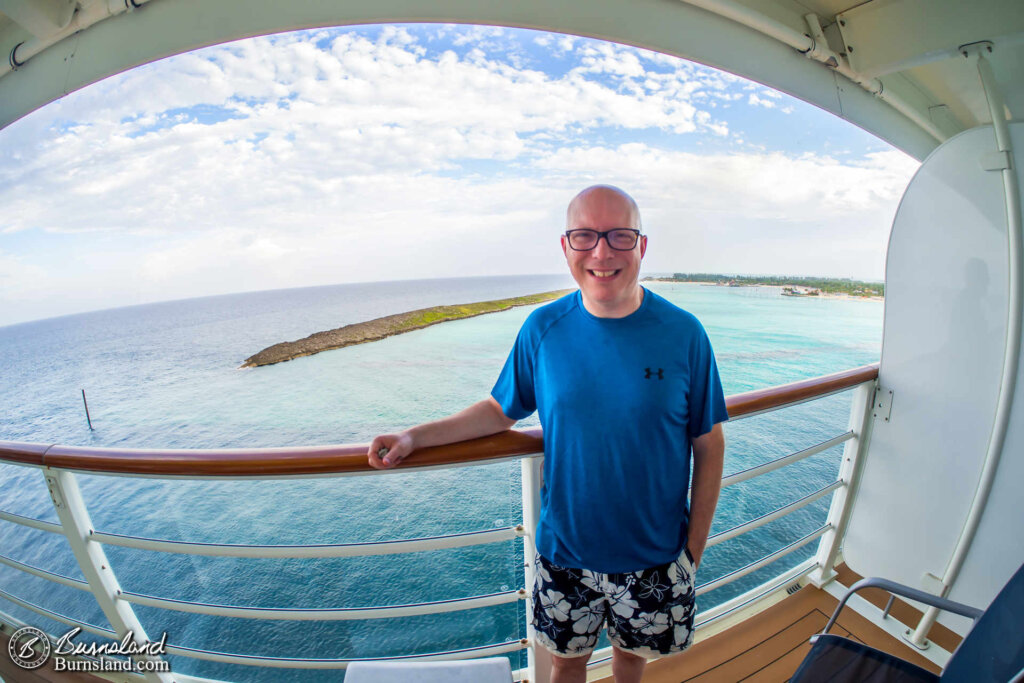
[
  {"xmin": 595, "ymin": 564, "xmax": 961, "ymax": 683},
  {"xmin": 0, "ymin": 627, "xmax": 105, "ymax": 682}
]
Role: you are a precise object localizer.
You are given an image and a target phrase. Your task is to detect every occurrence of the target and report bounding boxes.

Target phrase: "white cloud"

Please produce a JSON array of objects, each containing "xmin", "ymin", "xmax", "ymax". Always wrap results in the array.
[
  {"xmin": 535, "ymin": 144, "xmax": 917, "ymax": 215},
  {"xmin": 0, "ymin": 25, "xmax": 914, "ymax": 325},
  {"xmin": 0, "ymin": 251, "xmax": 47, "ymax": 296},
  {"xmin": 557, "ymin": 35, "xmax": 577, "ymax": 52},
  {"xmin": 0, "ymin": 29, "xmax": 734, "ymax": 240},
  {"xmin": 574, "ymin": 43, "xmax": 646, "ymax": 78},
  {"xmin": 531, "ymin": 142, "xmax": 917, "ymax": 278},
  {"xmin": 451, "ymin": 24, "xmax": 506, "ymax": 47}
]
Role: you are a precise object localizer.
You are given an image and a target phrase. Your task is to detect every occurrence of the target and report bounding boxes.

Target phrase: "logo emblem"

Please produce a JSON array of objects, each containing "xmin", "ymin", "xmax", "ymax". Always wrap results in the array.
[
  {"xmin": 8, "ymin": 626, "xmax": 51, "ymax": 670},
  {"xmin": 644, "ymin": 367, "xmax": 664, "ymax": 380}
]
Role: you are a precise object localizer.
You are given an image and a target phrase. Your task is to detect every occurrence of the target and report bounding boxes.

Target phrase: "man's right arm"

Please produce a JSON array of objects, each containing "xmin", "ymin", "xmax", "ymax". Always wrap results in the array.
[{"xmin": 366, "ymin": 397, "xmax": 517, "ymax": 469}]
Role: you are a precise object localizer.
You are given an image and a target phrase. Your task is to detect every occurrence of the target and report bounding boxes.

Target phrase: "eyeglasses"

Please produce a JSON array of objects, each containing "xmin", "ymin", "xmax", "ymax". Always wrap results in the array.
[{"xmin": 564, "ymin": 228, "xmax": 642, "ymax": 251}]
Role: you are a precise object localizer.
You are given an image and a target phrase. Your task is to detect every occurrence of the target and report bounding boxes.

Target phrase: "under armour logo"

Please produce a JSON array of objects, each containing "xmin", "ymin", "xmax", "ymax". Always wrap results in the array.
[{"xmin": 645, "ymin": 367, "xmax": 664, "ymax": 380}]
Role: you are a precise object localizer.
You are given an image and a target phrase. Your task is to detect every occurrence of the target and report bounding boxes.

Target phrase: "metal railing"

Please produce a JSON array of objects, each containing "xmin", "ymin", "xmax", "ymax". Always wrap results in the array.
[{"xmin": 0, "ymin": 363, "xmax": 878, "ymax": 682}]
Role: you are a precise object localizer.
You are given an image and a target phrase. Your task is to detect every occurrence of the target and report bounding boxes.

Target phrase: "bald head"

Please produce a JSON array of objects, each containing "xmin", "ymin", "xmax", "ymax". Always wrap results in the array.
[
  {"xmin": 567, "ymin": 185, "xmax": 641, "ymax": 231},
  {"xmin": 561, "ymin": 184, "xmax": 647, "ymax": 318}
]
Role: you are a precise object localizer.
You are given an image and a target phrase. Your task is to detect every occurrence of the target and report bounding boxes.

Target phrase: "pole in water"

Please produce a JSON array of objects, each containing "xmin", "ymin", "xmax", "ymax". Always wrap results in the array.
[{"xmin": 81, "ymin": 389, "xmax": 94, "ymax": 431}]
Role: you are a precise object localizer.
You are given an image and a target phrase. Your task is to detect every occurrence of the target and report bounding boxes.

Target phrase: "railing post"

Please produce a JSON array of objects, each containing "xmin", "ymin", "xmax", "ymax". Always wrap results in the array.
[
  {"xmin": 521, "ymin": 455, "xmax": 551, "ymax": 683},
  {"xmin": 808, "ymin": 380, "xmax": 877, "ymax": 588},
  {"xmin": 44, "ymin": 469, "xmax": 174, "ymax": 682}
]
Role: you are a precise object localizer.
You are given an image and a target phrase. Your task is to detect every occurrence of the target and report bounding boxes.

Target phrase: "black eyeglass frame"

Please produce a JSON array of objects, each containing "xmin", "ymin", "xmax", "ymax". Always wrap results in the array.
[{"xmin": 564, "ymin": 228, "xmax": 643, "ymax": 251}]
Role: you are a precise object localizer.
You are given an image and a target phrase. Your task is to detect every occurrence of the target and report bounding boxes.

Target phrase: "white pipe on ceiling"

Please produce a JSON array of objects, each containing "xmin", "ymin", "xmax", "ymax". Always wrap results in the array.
[
  {"xmin": 675, "ymin": 0, "xmax": 947, "ymax": 141},
  {"xmin": 2, "ymin": 0, "xmax": 154, "ymax": 80}
]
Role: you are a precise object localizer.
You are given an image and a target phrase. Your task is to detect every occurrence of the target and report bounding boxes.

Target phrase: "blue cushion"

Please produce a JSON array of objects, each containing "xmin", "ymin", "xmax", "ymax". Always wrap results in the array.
[
  {"xmin": 942, "ymin": 563, "xmax": 1024, "ymax": 682},
  {"xmin": 791, "ymin": 634, "xmax": 939, "ymax": 682}
]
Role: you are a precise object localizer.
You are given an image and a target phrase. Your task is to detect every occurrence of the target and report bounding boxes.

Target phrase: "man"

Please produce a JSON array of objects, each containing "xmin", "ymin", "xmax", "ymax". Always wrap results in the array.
[{"xmin": 368, "ymin": 185, "xmax": 727, "ymax": 683}]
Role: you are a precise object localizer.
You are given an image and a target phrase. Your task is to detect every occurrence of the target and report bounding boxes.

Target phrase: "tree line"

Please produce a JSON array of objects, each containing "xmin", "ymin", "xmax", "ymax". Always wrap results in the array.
[{"xmin": 657, "ymin": 274, "xmax": 884, "ymax": 297}]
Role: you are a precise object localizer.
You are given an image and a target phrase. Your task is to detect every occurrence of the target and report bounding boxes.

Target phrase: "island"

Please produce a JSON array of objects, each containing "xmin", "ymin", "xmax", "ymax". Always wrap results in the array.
[
  {"xmin": 646, "ymin": 273, "xmax": 884, "ymax": 298},
  {"xmin": 241, "ymin": 289, "xmax": 574, "ymax": 368}
]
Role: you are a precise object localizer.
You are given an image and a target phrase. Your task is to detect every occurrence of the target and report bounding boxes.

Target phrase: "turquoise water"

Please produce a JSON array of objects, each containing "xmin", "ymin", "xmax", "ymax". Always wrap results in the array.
[{"xmin": 0, "ymin": 275, "xmax": 882, "ymax": 679}]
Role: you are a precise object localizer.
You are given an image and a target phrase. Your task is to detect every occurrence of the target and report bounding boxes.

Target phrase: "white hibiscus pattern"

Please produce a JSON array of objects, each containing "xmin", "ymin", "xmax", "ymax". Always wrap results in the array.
[
  {"xmin": 565, "ymin": 635, "xmax": 594, "ymax": 654},
  {"xmin": 582, "ymin": 572, "xmax": 639, "ymax": 619},
  {"xmin": 671, "ymin": 603, "xmax": 694, "ymax": 647},
  {"xmin": 570, "ymin": 599, "xmax": 605, "ymax": 634},
  {"xmin": 629, "ymin": 610, "xmax": 670, "ymax": 635},
  {"xmin": 532, "ymin": 553, "xmax": 697, "ymax": 658},
  {"xmin": 534, "ymin": 559, "xmax": 553, "ymax": 587},
  {"xmin": 668, "ymin": 553, "xmax": 696, "ymax": 599},
  {"xmin": 539, "ymin": 589, "xmax": 572, "ymax": 622},
  {"xmin": 638, "ymin": 572, "xmax": 670, "ymax": 600}
]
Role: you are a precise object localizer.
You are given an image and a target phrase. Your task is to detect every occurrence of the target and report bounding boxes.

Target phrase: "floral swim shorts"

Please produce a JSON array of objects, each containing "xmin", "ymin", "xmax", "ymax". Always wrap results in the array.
[{"xmin": 531, "ymin": 549, "xmax": 697, "ymax": 658}]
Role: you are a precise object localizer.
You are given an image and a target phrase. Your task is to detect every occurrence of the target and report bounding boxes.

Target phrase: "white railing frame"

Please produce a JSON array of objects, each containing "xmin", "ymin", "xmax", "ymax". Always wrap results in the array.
[
  {"xmin": 808, "ymin": 379, "xmax": 877, "ymax": 587},
  {"xmin": 521, "ymin": 454, "xmax": 550, "ymax": 683},
  {"xmin": 44, "ymin": 469, "xmax": 173, "ymax": 682},
  {"xmin": 0, "ymin": 376, "xmax": 877, "ymax": 681}
]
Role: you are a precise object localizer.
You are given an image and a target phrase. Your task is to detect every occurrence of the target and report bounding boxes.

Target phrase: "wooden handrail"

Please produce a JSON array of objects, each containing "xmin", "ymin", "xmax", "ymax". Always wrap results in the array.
[
  {"xmin": 0, "ymin": 364, "xmax": 877, "ymax": 476},
  {"xmin": 0, "ymin": 441, "xmax": 49, "ymax": 467},
  {"xmin": 726, "ymin": 363, "xmax": 879, "ymax": 418}
]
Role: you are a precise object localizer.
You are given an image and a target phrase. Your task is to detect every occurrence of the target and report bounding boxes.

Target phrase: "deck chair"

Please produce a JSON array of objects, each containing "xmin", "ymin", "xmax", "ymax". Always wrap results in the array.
[
  {"xmin": 344, "ymin": 656, "xmax": 514, "ymax": 682},
  {"xmin": 791, "ymin": 562, "xmax": 1024, "ymax": 682}
]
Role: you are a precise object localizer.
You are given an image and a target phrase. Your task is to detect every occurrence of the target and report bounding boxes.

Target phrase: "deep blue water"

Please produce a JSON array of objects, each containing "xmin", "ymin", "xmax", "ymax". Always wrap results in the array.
[{"xmin": 0, "ymin": 275, "xmax": 882, "ymax": 680}]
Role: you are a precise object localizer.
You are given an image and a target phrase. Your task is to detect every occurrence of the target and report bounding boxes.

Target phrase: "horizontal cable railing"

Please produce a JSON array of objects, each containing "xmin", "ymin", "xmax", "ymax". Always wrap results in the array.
[
  {"xmin": 0, "ymin": 509, "xmax": 62, "ymax": 533},
  {"xmin": 0, "ymin": 552, "xmax": 89, "ymax": 590},
  {"xmin": 695, "ymin": 558, "xmax": 819, "ymax": 629},
  {"xmin": 0, "ymin": 587, "xmax": 116, "ymax": 638},
  {"xmin": 719, "ymin": 431, "xmax": 853, "ymax": 488},
  {"xmin": 696, "ymin": 525, "xmax": 832, "ymax": 596},
  {"xmin": 0, "ymin": 364, "xmax": 878, "ymax": 676},
  {"xmin": 706, "ymin": 480, "xmax": 843, "ymax": 547},
  {"xmin": 93, "ymin": 525, "xmax": 522, "ymax": 558},
  {"xmin": 120, "ymin": 588, "xmax": 525, "ymax": 620}
]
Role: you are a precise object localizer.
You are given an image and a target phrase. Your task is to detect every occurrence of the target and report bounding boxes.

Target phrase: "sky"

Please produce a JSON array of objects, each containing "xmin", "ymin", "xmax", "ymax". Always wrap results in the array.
[{"xmin": 0, "ymin": 24, "xmax": 920, "ymax": 327}]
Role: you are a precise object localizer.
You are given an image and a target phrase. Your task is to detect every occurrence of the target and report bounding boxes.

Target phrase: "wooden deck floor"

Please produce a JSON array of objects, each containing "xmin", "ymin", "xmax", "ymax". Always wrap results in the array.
[
  {"xmin": 0, "ymin": 629, "xmax": 106, "ymax": 683},
  {"xmin": 596, "ymin": 565, "xmax": 961, "ymax": 683}
]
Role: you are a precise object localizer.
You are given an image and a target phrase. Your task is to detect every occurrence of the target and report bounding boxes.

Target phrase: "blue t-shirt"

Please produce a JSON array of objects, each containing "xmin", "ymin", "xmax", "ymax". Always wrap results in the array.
[{"xmin": 491, "ymin": 288, "xmax": 728, "ymax": 573}]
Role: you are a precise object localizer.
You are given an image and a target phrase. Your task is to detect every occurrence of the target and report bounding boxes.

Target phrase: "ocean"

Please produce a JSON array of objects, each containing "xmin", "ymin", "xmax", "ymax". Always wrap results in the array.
[{"xmin": 0, "ymin": 274, "xmax": 883, "ymax": 680}]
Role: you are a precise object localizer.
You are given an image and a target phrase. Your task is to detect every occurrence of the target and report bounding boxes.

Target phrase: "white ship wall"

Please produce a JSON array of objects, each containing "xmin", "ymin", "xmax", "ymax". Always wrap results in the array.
[{"xmin": 845, "ymin": 121, "xmax": 1024, "ymax": 635}]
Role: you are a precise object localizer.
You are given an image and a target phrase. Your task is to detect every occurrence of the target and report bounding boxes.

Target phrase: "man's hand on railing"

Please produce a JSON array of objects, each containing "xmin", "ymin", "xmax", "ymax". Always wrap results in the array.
[
  {"xmin": 368, "ymin": 432, "xmax": 414, "ymax": 469},
  {"xmin": 367, "ymin": 398, "xmax": 518, "ymax": 471}
]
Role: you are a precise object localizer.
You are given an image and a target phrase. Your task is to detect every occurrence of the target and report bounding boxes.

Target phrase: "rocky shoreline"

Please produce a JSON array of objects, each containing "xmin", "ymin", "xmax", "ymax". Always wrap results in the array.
[{"xmin": 241, "ymin": 289, "xmax": 573, "ymax": 368}]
